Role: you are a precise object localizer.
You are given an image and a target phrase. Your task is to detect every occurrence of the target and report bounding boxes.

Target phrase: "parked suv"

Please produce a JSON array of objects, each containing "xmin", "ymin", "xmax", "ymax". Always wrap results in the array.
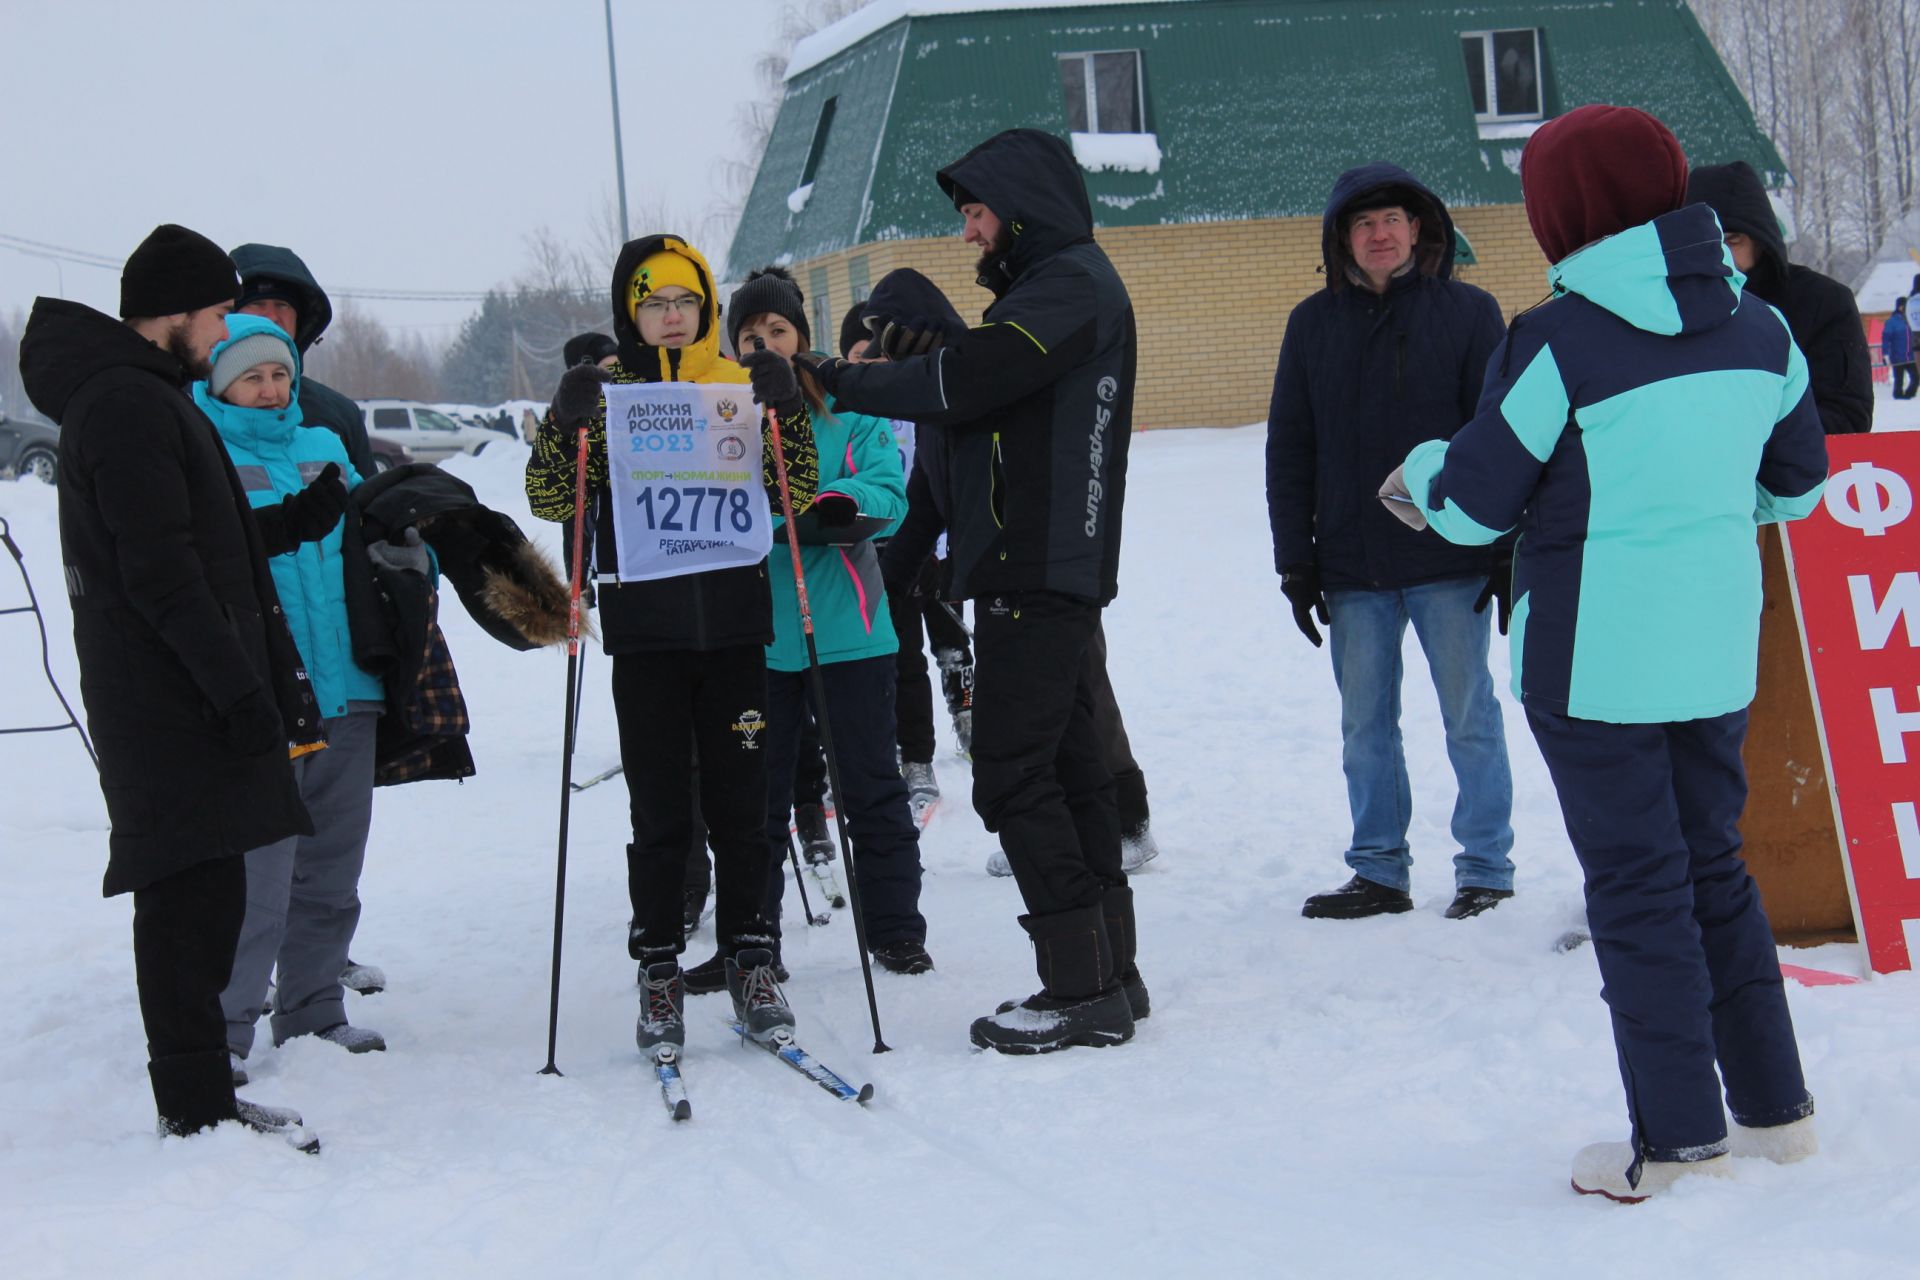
[
  {"xmin": 0, "ymin": 404, "xmax": 59, "ymax": 484},
  {"xmin": 360, "ymin": 399, "xmax": 496, "ymax": 463}
]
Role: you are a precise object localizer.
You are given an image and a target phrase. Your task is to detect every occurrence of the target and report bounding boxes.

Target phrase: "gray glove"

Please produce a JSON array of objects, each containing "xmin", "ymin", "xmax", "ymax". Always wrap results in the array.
[
  {"xmin": 1379, "ymin": 465, "xmax": 1429, "ymax": 532},
  {"xmin": 368, "ymin": 527, "xmax": 430, "ymax": 576}
]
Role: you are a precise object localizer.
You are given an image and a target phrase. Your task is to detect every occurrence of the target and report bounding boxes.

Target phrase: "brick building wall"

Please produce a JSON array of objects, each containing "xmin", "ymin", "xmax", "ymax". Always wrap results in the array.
[{"xmin": 761, "ymin": 203, "xmax": 1549, "ymax": 429}]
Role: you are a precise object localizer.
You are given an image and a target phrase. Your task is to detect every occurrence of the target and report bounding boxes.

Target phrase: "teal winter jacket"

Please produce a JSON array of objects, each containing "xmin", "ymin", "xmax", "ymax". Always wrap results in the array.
[
  {"xmin": 1403, "ymin": 205, "xmax": 1829, "ymax": 723},
  {"xmin": 194, "ymin": 315, "xmax": 384, "ymax": 718},
  {"xmin": 766, "ymin": 394, "xmax": 907, "ymax": 673}
]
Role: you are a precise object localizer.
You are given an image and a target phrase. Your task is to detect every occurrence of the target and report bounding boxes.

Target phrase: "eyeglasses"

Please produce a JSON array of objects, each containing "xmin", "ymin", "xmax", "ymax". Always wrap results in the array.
[{"xmin": 637, "ymin": 295, "xmax": 702, "ymax": 317}]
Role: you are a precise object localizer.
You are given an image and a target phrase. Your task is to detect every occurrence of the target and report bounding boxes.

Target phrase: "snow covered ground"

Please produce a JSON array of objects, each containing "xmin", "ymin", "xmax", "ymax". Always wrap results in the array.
[{"xmin": 3, "ymin": 413, "xmax": 1918, "ymax": 1279}]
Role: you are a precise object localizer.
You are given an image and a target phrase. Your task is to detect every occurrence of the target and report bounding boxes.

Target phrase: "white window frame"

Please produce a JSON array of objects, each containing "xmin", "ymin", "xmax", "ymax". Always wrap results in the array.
[
  {"xmin": 1461, "ymin": 28, "xmax": 1543, "ymax": 125},
  {"xmin": 1057, "ymin": 49, "xmax": 1145, "ymax": 135}
]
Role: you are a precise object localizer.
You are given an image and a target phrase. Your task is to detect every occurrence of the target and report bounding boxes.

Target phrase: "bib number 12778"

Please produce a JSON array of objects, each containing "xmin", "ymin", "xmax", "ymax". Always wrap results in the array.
[{"xmin": 635, "ymin": 485, "xmax": 754, "ymax": 533}]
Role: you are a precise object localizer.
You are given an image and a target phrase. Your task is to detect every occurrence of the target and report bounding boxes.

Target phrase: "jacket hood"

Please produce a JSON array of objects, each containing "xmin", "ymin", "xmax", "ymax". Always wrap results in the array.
[
  {"xmin": 1550, "ymin": 204, "xmax": 1742, "ymax": 337},
  {"xmin": 191, "ymin": 314, "xmax": 305, "ymax": 448},
  {"xmin": 937, "ymin": 129, "xmax": 1093, "ymax": 293},
  {"xmin": 1321, "ymin": 162, "xmax": 1456, "ymax": 287},
  {"xmin": 1684, "ymin": 161, "xmax": 1788, "ymax": 289},
  {"xmin": 230, "ymin": 243, "xmax": 334, "ymax": 352},
  {"xmin": 863, "ymin": 268, "xmax": 969, "ymax": 343},
  {"xmin": 609, "ymin": 234, "xmax": 729, "ymax": 382},
  {"xmin": 19, "ymin": 297, "xmax": 191, "ymax": 424}
]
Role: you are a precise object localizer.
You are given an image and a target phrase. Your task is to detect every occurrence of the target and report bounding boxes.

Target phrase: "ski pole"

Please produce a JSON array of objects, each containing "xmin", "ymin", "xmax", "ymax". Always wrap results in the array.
[
  {"xmin": 786, "ymin": 830, "xmax": 829, "ymax": 927},
  {"xmin": 0, "ymin": 517, "xmax": 99, "ymax": 770},
  {"xmin": 540, "ymin": 422, "xmax": 593, "ymax": 1077},
  {"xmin": 756, "ymin": 341, "xmax": 890, "ymax": 1052}
]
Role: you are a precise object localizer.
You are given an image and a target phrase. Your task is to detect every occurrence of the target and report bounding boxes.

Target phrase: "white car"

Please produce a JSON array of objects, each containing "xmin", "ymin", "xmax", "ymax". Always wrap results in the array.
[{"xmin": 360, "ymin": 399, "xmax": 497, "ymax": 463}]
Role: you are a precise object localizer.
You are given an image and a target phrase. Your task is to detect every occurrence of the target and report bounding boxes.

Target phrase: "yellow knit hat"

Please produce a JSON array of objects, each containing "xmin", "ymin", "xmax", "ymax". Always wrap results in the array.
[{"xmin": 628, "ymin": 249, "xmax": 706, "ymax": 325}]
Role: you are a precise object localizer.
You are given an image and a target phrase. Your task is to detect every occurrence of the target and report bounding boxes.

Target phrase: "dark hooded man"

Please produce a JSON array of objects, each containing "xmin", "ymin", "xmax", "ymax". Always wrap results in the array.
[
  {"xmin": 802, "ymin": 128, "xmax": 1143, "ymax": 1055},
  {"xmin": 229, "ymin": 243, "xmax": 379, "ymax": 478},
  {"xmin": 18, "ymin": 224, "xmax": 341, "ymax": 1151},
  {"xmin": 1685, "ymin": 162, "xmax": 1871, "ymax": 436}
]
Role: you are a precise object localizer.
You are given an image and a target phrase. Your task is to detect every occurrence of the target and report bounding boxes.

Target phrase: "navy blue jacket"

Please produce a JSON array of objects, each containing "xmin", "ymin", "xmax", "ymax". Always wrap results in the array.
[{"xmin": 1265, "ymin": 162, "xmax": 1506, "ymax": 589}]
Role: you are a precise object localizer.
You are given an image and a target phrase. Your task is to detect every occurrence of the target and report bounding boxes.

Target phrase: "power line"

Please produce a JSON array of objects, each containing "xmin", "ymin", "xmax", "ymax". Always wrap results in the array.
[{"xmin": 0, "ymin": 231, "xmax": 598, "ymax": 304}]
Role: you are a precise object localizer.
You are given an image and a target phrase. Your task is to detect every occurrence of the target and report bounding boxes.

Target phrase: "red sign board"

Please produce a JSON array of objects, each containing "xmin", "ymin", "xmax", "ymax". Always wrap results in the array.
[{"xmin": 1783, "ymin": 432, "xmax": 1920, "ymax": 974}]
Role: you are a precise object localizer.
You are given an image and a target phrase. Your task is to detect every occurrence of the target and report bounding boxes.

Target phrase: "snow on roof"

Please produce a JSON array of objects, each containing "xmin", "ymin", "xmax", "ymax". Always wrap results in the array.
[
  {"xmin": 786, "ymin": 0, "xmax": 1184, "ymax": 80},
  {"xmin": 1070, "ymin": 130, "xmax": 1161, "ymax": 173},
  {"xmin": 1856, "ymin": 258, "xmax": 1919, "ymax": 316}
]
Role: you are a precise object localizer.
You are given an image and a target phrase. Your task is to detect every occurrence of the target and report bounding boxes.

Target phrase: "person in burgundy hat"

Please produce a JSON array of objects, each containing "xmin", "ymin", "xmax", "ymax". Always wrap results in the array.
[{"xmin": 1381, "ymin": 104, "xmax": 1829, "ymax": 1201}]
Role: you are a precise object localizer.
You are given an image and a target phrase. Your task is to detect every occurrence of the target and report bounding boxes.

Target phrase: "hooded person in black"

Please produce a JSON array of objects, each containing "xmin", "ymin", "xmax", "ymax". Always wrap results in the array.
[
  {"xmin": 1685, "ymin": 162, "xmax": 1872, "ymax": 436},
  {"xmin": 803, "ymin": 129, "xmax": 1142, "ymax": 1054},
  {"xmin": 18, "ymin": 224, "xmax": 329, "ymax": 1149},
  {"xmin": 229, "ymin": 244, "xmax": 379, "ymax": 478}
]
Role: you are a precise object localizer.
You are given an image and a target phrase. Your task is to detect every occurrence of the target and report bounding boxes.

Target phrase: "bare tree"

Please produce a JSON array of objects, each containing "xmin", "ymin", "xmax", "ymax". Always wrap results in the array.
[{"xmin": 303, "ymin": 300, "xmax": 440, "ymax": 401}]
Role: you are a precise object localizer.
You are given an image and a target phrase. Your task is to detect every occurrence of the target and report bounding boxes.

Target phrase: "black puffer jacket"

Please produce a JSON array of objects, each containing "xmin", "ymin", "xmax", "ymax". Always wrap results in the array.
[
  {"xmin": 821, "ymin": 129, "xmax": 1136, "ymax": 605},
  {"xmin": 1265, "ymin": 162, "xmax": 1507, "ymax": 589},
  {"xmin": 1686, "ymin": 162, "xmax": 1872, "ymax": 436},
  {"xmin": 229, "ymin": 243, "xmax": 380, "ymax": 476},
  {"xmin": 19, "ymin": 298, "xmax": 315, "ymax": 896}
]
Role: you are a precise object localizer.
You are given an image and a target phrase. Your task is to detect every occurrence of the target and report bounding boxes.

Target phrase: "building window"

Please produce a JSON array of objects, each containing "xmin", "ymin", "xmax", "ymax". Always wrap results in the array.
[
  {"xmin": 802, "ymin": 96, "xmax": 837, "ymax": 185},
  {"xmin": 848, "ymin": 255, "xmax": 871, "ymax": 305},
  {"xmin": 1460, "ymin": 29, "xmax": 1542, "ymax": 123},
  {"xmin": 809, "ymin": 266, "xmax": 831, "ymax": 352},
  {"xmin": 1058, "ymin": 51, "xmax": 1144, "ymax": 134}
]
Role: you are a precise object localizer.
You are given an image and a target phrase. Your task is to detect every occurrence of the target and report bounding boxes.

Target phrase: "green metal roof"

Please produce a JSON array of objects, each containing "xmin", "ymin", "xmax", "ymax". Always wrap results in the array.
[{"xmin": 726, "ymin": 0, "xmax": 1785, "ymax": 278}]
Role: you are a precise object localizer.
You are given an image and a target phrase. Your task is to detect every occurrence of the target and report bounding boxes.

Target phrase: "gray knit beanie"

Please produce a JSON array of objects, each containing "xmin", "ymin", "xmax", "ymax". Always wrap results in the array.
[{"xmin": 210, "ymin": 332, "xmax": 296, "ymax": 398}]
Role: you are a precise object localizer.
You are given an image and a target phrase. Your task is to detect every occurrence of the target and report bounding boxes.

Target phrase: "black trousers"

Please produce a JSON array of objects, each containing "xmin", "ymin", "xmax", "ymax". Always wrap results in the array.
[
  {"xmin": 1086, "ymin": 620, "xmax": 1149, "ymax": 834},
  {"xmin": 1895, "ymin": 362, "xmax": 1919, "ymax": 400},
  {"xmin": 132, "ymin": 854, "xmax": 245, "ymax": 1133},
  {"xmin": 762, "ymin": 657, "xmax": 928, "ymax": 946},
  {"xmin": 613, "ymin": 647, "xmax": 774, "ymax": 957},
  {"xmin": 972, "ymin": 591, "xmax": 1123, "ymax": 916},
  {"xmin": 890, "ymin": 561, "xmax": 972, "ymax": 764},
  {"xmin": 1528, "ymin": 705, "xmax": 1812, "ymax": 1159}
]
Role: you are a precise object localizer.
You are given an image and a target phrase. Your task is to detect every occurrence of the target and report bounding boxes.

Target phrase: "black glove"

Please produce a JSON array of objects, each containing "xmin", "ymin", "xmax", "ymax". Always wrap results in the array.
[
  {"xmin": 793, "ymin": 350, "xmax": 845, "ymax": 393},
  {"xmin": 219, "ymin": 687, "xmax": 283, "ymax": 757},
  {"xmin": 1280, "ymin": 564, "xmax": 1329, "ymax": 648},
  {"xmin": 280, "ymin": 462, "xmax": 347, "ymax": 545},
  {"xmin": 740, "ymin": 348, "xmax": 804, "ymax": 417},
  {"xmin": 1474, "ymin": 557, "xmax": 1514, "ymax": 636},
  {"xmin": 871, "ymin": 316, "xmax": 943, "ymax": 361},
  {"xmin": 810, "ymin": 492, "xmax": 859, "ymax": 527},
  {"xmin": 552, "ymin": 364, "xmax": 612, "ymax": 429}
]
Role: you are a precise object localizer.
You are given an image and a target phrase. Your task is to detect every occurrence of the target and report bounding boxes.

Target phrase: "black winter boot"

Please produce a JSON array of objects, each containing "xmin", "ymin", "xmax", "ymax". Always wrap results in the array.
[
  {"xmin": 150, "ymin": 1050, "xmax": 237, "ymax": 1137},
  {"xmin": 1103, "ymin": 884, "xmax": 1150, "ymax": 1020},
  {"xmin": 971, "ymin": 905, "xmax": 1134, "ymax": 1054},
  {"xmin": 1302, "ymin": 874, "xmax": 1413, "ymax": 919}
]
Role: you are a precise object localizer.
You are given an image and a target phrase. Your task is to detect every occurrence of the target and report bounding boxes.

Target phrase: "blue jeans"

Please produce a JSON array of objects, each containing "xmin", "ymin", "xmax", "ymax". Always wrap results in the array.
[{"xmin": 1325, "ymin": 578, "xmax": 1514, "ymax": 892}]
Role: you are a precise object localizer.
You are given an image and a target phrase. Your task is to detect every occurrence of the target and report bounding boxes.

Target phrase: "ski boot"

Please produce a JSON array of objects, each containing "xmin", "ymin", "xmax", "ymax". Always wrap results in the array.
[
  {"xmin": 726, "ymin": 948, "xmax": 796, "ymax": 1044},
  {"xmin": 936, "ymin": 648, "xmax": 974, "ymax": 759},
  {"xmin": 902, "ymin": 759, "xmax": 940, "ymax": 825},
  {"xmin": 636, "ymin": 957, "xmax": 686, "ymax": 1057}
]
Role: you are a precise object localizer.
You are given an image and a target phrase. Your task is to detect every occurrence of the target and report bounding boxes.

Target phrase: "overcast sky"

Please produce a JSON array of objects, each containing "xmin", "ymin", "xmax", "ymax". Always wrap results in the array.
[{"xmin": 0, "ymin": 0, "xmax": 791, "ymax": 340}]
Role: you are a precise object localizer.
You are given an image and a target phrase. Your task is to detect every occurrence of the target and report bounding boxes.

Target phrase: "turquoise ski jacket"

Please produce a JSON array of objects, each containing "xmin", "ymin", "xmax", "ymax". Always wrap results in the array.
[
  {"xmin": 766, "ymin": 394, "xmax": 907, "ymax": 673},
  {"xmin": 1403, "ymin": 204, "xmax": 1829, "ymax": 723},
  {"xmin": 194, "ymin": 315, "xmax": 383, "ymax": 718}
]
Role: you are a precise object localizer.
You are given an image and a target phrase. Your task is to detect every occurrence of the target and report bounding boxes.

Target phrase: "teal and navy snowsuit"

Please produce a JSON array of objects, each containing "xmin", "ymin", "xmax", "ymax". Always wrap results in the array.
[
  {"xmin": 1405, "ymin": 203, "xmax": 1827, "ymax": 1164},
  {"xmin": 761, "ymin": 393, "xmax": 926, "ymax": 948},
  {"xmin": 196, "ymin": 315, "xmax": 385, "ymax": 1052}
]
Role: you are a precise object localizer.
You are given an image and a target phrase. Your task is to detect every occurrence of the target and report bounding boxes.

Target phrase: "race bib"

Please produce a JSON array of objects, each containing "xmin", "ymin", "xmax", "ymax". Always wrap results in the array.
[{"xmin": 604, "ymin": 382, "xmax": 771, "ymax": 582}]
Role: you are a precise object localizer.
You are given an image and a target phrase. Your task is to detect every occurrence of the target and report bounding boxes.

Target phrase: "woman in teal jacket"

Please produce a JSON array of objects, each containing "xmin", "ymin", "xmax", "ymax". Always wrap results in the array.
[
  {"xmin": 1391, "ymin": 107, "xmax": 1826, "ymax": 1201},
  {"xmin": 691, "ymin": 267, "xmax": 930, "ymax": 990},
  {"xmin": 196, "ymin": 315, "xmax": 389, "ymax": 1070}
]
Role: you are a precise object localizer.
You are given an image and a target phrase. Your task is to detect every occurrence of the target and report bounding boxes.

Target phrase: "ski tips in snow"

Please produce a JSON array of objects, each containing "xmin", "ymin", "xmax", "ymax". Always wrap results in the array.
[{"xmin": 732, "ymin": 1023, "xmax": 874, "ymax": 1104}]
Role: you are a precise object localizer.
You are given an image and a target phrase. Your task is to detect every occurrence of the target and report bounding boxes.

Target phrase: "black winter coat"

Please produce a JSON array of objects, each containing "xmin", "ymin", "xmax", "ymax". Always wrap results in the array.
[
  {"xmin": 823, "ymin": 129, "xmax": 1135, "ymax": 605},
  {"xmin": 19, "ymin": 299, "xmax": 315, "ymax": 896},
  {"xmin": 229, "ymin": 243, "xmax": 380, "ymax": 477},
  {"xmin": 1686, "ymin": 162, "xmax": 1872, "ymax": 436},
  {"xmin": 1266, "ymin": 162, "xmax": 1506, "ymax": 589}
]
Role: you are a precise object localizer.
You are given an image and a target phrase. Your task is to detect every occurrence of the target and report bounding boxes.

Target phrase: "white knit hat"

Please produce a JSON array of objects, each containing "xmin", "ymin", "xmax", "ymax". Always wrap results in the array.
[{"xmin": 209, "ymin": 331, "xmax": 295, "ymax": 398}]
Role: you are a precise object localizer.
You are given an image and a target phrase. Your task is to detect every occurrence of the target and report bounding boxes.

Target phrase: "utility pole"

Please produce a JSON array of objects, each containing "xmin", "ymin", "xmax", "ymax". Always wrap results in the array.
[{"xmin": 603, "ymin": 0, "xmax": 632, "ymax": 242}]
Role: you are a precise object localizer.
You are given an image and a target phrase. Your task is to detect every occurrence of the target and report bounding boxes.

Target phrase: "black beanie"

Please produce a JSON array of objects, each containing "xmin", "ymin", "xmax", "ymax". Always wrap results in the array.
[
  {"xmin": 120, "ymin": 224, "xmax": 241, "ymax": 319},
  {"xmin": 838, "ymin": 300, "xmax": 871, "ymax": 358},
  {"xmin": 727, "ymin": 266, "xmax": 809, "ymax": 354},
  {"xmin": 563, "ymin": 331, "xmax": 619, "ymax": 368}
]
